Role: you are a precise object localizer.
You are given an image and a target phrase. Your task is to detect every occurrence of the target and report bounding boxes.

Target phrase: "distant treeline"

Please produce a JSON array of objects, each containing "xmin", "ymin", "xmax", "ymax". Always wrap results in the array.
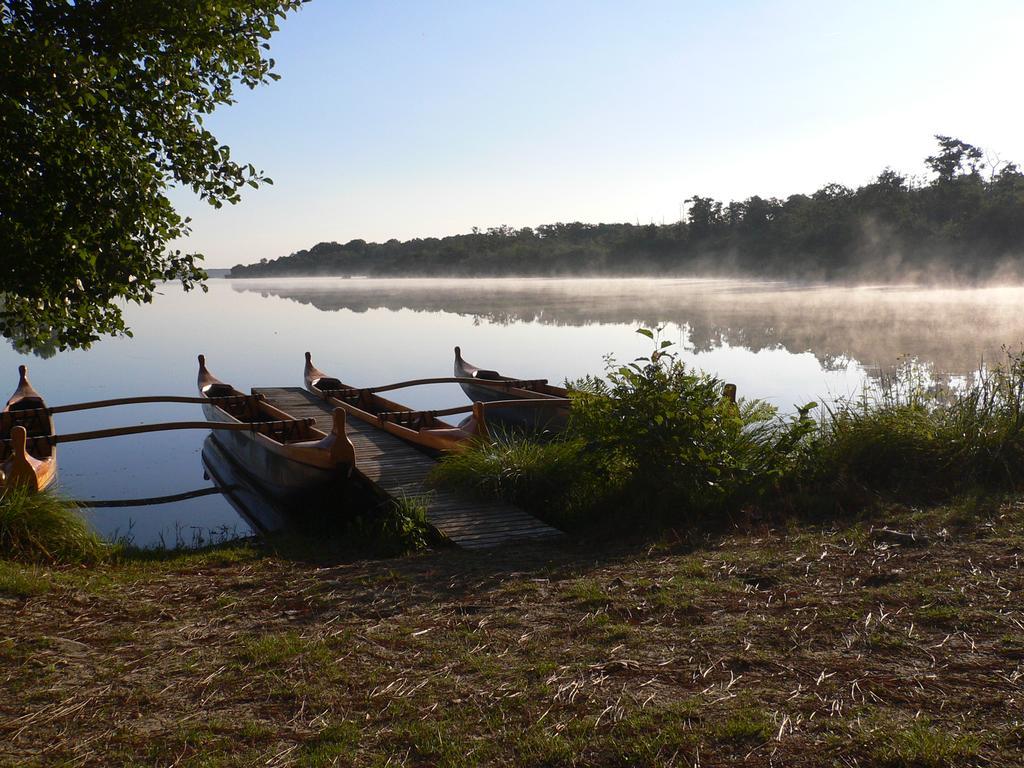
[{"xmin": 228, "ymin": 137, "xmax": 1024, "ymax": 282}]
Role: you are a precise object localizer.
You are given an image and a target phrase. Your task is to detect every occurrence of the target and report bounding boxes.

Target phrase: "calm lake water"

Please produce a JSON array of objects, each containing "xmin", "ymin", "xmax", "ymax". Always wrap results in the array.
[{"xmin": 6, "ymin": 277, "xmax": 1024, "ymax": 545}]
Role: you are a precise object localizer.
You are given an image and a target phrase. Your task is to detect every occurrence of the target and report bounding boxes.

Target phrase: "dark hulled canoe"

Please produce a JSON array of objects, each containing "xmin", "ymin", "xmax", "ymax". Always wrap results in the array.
[
  {"xmin": 453, "ymin": 346, "xmax": 570, "ymax": 431},
  {"xmin": 304, "ymin": 352, "xmax": 480, "ymax": 452},
  {"xmin": 198, "ymin": 355, "xmax": 354, "ymax": 499},
  {"xmin": 1, "ymin": 366, "xmax": 57, "ymax": 493},
  {"xmin": 201, "ymin": 434, "xmax": 293, "ymax": 536}
]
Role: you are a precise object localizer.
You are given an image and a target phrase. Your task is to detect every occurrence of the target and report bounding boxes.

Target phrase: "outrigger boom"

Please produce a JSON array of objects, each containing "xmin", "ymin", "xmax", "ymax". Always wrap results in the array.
[
  {"xmin": 40, "ymin": 393, "xmax": 257, "ymax": 416},
  {"xmin": 0, "ymin": 417, "xmax": 318, "ymax": 447},
  {"xmin": 342, "ymin": 376, "xmax": 554, "ymax": 396}
]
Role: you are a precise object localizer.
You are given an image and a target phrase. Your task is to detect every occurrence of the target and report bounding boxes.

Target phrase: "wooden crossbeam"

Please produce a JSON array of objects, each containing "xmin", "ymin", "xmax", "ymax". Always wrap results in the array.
[{"xmin": 0, "ymin": 417, "xmax": 315, "ymax": 445}]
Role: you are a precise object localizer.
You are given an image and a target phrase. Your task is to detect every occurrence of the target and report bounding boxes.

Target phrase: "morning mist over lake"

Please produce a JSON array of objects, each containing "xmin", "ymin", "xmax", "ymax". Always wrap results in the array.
[{"xmin": 3, "ymin": 2, "xmax": 1024, "ymax": 765}]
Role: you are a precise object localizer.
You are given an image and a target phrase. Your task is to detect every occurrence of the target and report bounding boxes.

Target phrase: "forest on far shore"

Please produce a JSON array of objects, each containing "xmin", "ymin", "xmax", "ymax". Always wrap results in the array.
[{"xmin": 228, "ymin": 137, "xmax": 1024, "ymax": 282}]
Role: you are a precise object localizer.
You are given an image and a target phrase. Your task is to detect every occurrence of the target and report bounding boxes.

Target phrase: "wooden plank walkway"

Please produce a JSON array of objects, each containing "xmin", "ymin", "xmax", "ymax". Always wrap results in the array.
[{"xmin": 253, "ymin": 387, "xmax": 563, "ymax": 549}]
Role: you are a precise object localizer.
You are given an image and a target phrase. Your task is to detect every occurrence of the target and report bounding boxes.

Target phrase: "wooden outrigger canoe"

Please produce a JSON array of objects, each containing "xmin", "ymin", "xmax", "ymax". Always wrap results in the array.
[
  {"xmin": 453, "ymin": 346, "xmax": 570, "ymax": 431},
  {"xmin": 304, "ymin": 352, "xmax": 481, "ymax": 452},
  {"xmin": 201, "ymin": 434, "xmax": 292, "ymax": 536},
  {"xmin": 1, "ymin": 366, "xmax": 57, "ymax": 493},
  {"xmin": 198, "ymin": 355, "xmax": 355, "ymax": 499}
]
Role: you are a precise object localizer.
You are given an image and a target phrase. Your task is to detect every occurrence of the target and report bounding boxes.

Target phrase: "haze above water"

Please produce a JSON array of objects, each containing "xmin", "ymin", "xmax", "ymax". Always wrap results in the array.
[{"xmin": 6, "ymin": 277, "xmax": 1023, "ymax": 546}]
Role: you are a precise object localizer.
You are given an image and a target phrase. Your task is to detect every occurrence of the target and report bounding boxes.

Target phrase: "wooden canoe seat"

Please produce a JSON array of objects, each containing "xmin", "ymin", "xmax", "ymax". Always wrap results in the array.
[
  {"xmin": 321, "ymin": 387, "xmax": 360, "ymax": 404},
  {"xmin": 377, "ymin": 410, "xmax": 432, "ymax": 427},
  {"xmin": 0, "ymin": 433, "xmax": 53, "ymax": 461},
  {"xmin": 1, "ymin": 408, "xmax": 49, "ymax": 432},
  {"xmin": 472, "ymin": 369, "xmax": 503, "ymax": 381},
  {"xmin": 8, "ymin": 397, "xmax": 44, "ymax": 411},
  {"xmin": 316, "ymin": 377, "xmax": 344, "ymax": 390},
  {"xmin": 204, "ymin": 383, "xmax": 236, "ymax": 398},
  {"xmin": 248, "ymin": 418, "xmax": 313, "ymax": 444}
]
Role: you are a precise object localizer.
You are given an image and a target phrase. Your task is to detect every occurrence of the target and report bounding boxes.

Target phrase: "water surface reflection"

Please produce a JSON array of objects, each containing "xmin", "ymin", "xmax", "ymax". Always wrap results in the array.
[
  {"xmin": 4, "ymin": 277, "xmax": 1022, "ymax": 544},
  {"xmin": 232, "ymin": 277, "xmax": 1024, "ymax": 376}
]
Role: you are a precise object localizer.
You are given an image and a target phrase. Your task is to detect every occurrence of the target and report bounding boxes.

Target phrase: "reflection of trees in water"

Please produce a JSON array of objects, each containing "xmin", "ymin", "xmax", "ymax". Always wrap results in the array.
[{"xmin": 231, "ymin": 279, "xmax": 1024, "ymax": 376}]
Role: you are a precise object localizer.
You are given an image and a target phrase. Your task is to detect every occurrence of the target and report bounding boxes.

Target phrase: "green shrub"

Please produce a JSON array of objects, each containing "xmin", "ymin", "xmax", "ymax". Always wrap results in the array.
[
  {"xmin": 568, "ymin": 330, "xmax": 815, "ymax": 525},
  {"xmin": 0, "ymin": 486, "xmax": 105, "ymax": 564},
  {"xmin": 435, "ymin": 329, "xmax": 815, "ymax": 532}
]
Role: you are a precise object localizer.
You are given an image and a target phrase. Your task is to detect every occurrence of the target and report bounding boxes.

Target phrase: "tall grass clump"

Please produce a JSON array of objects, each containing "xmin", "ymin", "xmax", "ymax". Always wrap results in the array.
[
  {"xmin": 341, "ymin": 493, "xmax": 434, "ymax": 557},
  {"xmin": 430, "ymin": 432, "xmax": 594, "ymax": 528},
  {"xmin": 0, "ymin": 486, "xmax": 105, "ymax": 564},
  {"xmin": 806, "ymin": 349, "xmax": 1024, "ymax": 500}
]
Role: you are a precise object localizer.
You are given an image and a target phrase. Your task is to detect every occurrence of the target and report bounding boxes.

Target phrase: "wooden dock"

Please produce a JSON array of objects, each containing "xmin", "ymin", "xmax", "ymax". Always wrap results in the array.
[{"xmin": 253, "ymin": 387, "xmax": 563, "ymax": 550}]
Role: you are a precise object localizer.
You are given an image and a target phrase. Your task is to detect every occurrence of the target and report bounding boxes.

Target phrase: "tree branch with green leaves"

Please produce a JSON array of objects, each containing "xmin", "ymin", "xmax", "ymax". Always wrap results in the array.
[{"xmin": 0, "ymin": 0, "xmax": 306, "ymax": 351}]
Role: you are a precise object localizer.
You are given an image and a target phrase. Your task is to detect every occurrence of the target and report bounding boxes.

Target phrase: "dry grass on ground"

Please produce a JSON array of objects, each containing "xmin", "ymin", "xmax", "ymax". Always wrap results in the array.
[{"xmin": 2, "ymin": 499, "xmax": 1023, "ymax": 767}]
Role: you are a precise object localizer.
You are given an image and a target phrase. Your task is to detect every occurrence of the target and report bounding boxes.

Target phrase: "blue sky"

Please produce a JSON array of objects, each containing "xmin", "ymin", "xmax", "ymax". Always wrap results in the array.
[{"xmin": 171, "ymin": 0, "xmax": 1024, "ymax": 267}]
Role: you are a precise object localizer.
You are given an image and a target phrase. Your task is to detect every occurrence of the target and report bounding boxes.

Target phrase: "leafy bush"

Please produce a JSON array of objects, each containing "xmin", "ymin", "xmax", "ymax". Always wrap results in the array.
[
  {"xmin": 0, "ymin": 487, "xmax": 105, "ymax": 564},
  {"xmin": 435, "ymin": 329, "xmax": 815, "ymax": 531},
  {"xmin": 568, "ymin": 329, "xmax": 815, "ymax": 524}
]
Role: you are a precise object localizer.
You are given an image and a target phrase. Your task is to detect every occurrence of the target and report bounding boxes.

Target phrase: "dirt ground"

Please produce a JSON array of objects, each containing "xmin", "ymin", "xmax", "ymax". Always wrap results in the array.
[{"xmin": 2, "ymin": 499, "xmax": 1023, "ymax": 767}]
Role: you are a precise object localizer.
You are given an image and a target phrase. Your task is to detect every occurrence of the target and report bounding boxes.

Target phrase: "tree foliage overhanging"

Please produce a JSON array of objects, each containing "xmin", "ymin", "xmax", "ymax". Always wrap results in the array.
[
  {"xmin": 232, "ymin": 136, "xmax": 1024, "ymax": 282},
  {"xmin": 0, "ymin": 0, "xmax": 305, "ymax": 351}
]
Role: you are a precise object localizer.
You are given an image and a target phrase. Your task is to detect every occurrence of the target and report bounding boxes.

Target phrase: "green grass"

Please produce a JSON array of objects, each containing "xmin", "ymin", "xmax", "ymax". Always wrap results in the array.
[
  {"xmin": 807, "ymin": 350, "xmax": 1024, "ymax": 503},
  {"xmin": 869, "ymin": 720, "xmax": 982, "ymax": 767},
  {"xmin": 113, "ymin": 539, "xmax": 262, "ymax": 567},
  {"xmin": 0, "ymin": 486, "xmax": 105, "ymax": 563},
  {"xmin": 712, "ymin": 706, "xmax": 774, "ymax": 745},
  {"xmin": 0, "ymin": 560, "xmax": 50, "ymax": 597},
  {"xmin": 237, "ymin": 631, "xmax": 311, "ymax": 667},
  {"xmin": 915, "ymin": 604, "xmax": 960, "ymax": 626},
  {"xmin": 561, "ymin": 578, "xmax": 610, "ymax": 607},
  {"xmin": 329, "ymin": 492, "xmax": 434, "ymax": 557},
  {"xmin": 3, "ymin": 498, "xmax": 1022, "ymax": 766},
  {"xmin": 434, "ymin": 433, "xmax": 581, "ymax": 498},
  {"xmin": 380, "ymin": 493, "xmax": 432, "ymax": 553},
  {"xmin": 430, "ymin": 434, "xmax": 593, "ymax": 529},
  {"xmin": 299, "ymin": 722, "xmax": 360, "ymax": 766}
]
